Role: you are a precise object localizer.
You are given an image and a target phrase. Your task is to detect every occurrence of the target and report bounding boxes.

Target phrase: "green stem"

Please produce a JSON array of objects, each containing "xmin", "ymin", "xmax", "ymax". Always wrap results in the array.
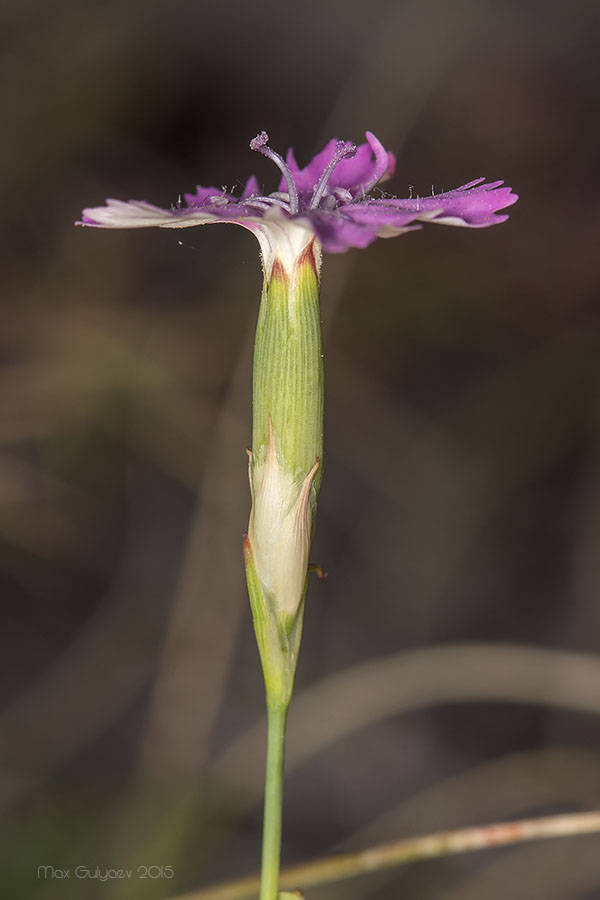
[{"xmin": 259, "ymin": 701, "xmax": 289, "ymax": 900}]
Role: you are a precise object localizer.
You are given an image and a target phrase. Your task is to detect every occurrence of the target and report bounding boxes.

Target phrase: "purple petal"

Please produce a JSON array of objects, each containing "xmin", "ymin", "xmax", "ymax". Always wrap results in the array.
[
  {"xmin": 359, "ymin": 132, "xmax": 395, "ymax": 192},
  {"xmin": 330, "ymin": 141, "xmax": 397, "ymax": 196},
  {"xmin": 183, "ymin": 185, "xmax": 237, "ymax": 206},
  {"xmin": 280, "ymin": 132, "xmax": 395, "ymax": 195},
  {"xmin": 376, "ymin": 180, "xmax": 519, "ymax": 228},
  {"xmin": 241, "ymin": 174, "xmax": 261, "ymax": 199},
  {"xmin": 184, "ymin": 175, "xmax": 261, "ymax": 204},
  {"xmin": 344, "ymin": 204, "xmax": 425, "ymax": 228},
  {"xmin": 306, "ymin": 207, "xmax": 422, "ymax": 253},
  {"xmin": 280, "ymin": 140, "xmax": 338, "ymax": 194},
  {"xmin": 307, "ymin": 213, "xmax": 380, "ymax": 252}
]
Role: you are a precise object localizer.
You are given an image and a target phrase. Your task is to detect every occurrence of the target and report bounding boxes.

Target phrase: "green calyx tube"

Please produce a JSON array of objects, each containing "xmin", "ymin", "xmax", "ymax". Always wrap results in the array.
[{"xmin": 244, "ymin": 237, "xmax": 324, "ymax": 707}]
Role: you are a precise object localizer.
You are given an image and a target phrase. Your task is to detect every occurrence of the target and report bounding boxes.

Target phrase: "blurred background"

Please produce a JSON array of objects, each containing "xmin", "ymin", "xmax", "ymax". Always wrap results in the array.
[{"xmin": 2, "ymin": 0, "xmax": 600, "ymax": 897}]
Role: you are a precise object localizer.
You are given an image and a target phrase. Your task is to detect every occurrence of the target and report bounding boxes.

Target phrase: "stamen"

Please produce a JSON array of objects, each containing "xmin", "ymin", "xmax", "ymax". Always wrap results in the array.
[
  {"xmin": 265, "ymin": 197, "xmax": 292, "ymax": 211},
  {"xmin": 245, "ymin": 196, "xmax": 291, "ymax": 213},
  {"xmin": 244, "ymin": 199, "xmax": 272, "ymax": 211},
  {"xmin": 361, "ymin": 131, "xmax": 391, "ymax": 195},
  {"xmin": 309, "ymin": 140, "xmax": 356, "ymax": 210},
  {"xmin": 250, "ymin": 131, "xmax": 299, "ymax": 214}
]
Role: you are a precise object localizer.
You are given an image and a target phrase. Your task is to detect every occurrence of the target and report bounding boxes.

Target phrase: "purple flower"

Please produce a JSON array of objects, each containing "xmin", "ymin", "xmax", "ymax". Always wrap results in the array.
[{"xmin": 79, "ymin": 131, "xmax": 517, "ymax": 274}]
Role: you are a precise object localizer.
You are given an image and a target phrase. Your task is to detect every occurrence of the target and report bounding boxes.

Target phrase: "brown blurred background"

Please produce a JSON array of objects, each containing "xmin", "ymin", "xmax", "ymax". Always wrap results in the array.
[{"xmin": 2, "ymin": 0, "xmax": 600, "ymax": 898}]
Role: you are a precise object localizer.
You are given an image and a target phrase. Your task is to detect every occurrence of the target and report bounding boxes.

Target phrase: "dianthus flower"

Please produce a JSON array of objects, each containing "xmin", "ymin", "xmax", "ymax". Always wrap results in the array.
[
  {"xmin": 79, "ymin": 130, "xmax": 517, "ymax": 691},
  {"xmin": 79, "ymin": 129, "xmax": 518, "ymax": 687},
  {"xmin": 80, "ymin": 130, "xmax": 517, "ymax": 275},
  {"xmin": 79, "ymin": 129, "xmax": 517, "ymax": 900}
]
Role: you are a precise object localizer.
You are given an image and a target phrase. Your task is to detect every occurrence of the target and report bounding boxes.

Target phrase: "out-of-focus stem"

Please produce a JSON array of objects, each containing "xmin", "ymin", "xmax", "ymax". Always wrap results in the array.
[{"xmin": 171, "ymin": 811, "xmax": 600, "ymax": 900}]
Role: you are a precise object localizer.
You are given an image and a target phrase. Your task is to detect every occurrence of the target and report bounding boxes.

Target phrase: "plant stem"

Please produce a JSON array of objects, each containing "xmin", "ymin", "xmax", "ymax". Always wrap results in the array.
[{"xmin": 259, "ymin": 701, "xmax": 289, "ymax": 900}]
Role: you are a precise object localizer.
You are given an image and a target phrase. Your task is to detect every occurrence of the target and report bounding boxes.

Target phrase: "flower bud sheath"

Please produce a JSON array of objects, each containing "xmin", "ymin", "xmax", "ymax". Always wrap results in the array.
[{"xmin": 245, "ymin": 236, "xmax": 323, "ymax": 708}]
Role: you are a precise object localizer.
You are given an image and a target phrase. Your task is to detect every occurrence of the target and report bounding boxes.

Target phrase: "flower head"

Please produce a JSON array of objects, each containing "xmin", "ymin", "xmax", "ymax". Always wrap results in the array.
[{"xmin": 79, "ymin": 131, "xmax": 518, "ymax": 275}]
